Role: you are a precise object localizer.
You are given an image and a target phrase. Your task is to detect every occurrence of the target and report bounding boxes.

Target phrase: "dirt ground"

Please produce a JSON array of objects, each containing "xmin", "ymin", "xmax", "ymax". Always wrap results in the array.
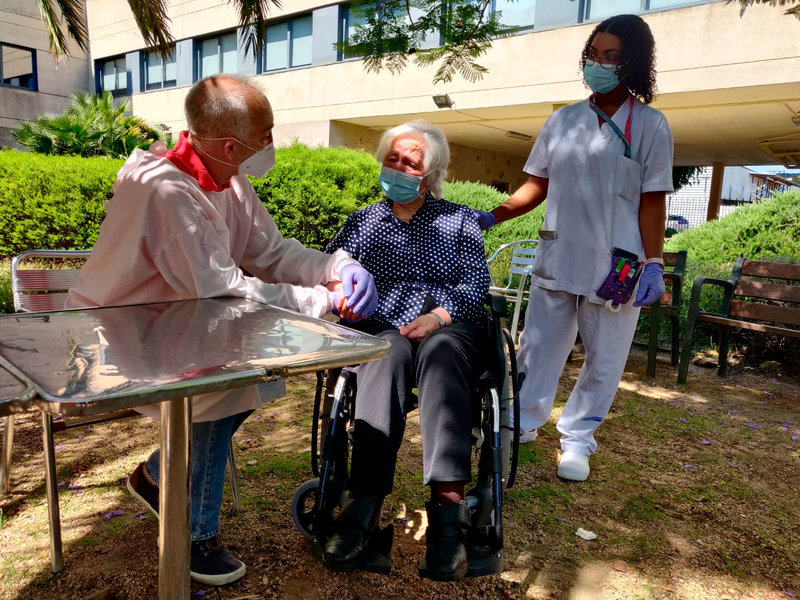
[{"xmin": 0, "ymin": 346, "xmax": 798, "ymax": 600}]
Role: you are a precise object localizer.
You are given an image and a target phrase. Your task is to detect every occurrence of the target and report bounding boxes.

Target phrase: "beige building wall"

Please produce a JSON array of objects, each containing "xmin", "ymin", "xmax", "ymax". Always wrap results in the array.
[
  {"xmin": 0, "ymin": 0, "xmax": 92, "ymax": 148},
  {"xmin": 89, "ymin": 1, "xmax": 800, "ymax": 183}
]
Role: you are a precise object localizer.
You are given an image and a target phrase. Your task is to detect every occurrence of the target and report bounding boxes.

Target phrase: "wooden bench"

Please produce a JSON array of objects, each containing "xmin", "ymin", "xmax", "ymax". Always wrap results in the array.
[
  {"xmin": 677, "ymin": 257, "xmax": 800, "ymax": 384},
  {"xmin": 640, "ymin": 250, "xmax": 687, "ymax": 377}
]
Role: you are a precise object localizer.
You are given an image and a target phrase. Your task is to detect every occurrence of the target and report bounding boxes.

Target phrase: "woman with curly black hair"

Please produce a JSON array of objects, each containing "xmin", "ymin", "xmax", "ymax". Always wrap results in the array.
[{"xmin": 473, "ymin": 14, "xmax": 673, "ymax": 482}]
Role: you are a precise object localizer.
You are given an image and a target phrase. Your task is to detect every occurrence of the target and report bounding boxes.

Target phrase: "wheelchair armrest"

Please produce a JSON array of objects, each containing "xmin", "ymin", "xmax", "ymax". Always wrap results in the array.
[{"xmin": 485, "ymin": 292, "xmax": 508, "ymax": 318}]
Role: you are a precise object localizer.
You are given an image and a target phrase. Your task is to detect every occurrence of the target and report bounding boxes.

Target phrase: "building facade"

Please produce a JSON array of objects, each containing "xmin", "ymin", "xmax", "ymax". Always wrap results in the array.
[
  {"xmin": 3, "ymin": 1, "xmax": 800, "ymax": 192},
  {"xmin": 0, "ymin": 0, "xmax": 91, "ymax": 148}
]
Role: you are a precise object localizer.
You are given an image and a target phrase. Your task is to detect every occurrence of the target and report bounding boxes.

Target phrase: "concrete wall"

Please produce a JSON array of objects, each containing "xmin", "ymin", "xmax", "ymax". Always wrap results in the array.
[{"xmin": 0, "ymin": 0, "xmax": 92, "ymax": 148}]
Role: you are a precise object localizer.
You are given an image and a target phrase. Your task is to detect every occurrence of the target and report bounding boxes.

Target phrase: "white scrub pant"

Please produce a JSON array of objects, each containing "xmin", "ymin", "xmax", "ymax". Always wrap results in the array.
[{"xmin": 517, "ymin": 285, "xmax": 640, "ymax": 455}]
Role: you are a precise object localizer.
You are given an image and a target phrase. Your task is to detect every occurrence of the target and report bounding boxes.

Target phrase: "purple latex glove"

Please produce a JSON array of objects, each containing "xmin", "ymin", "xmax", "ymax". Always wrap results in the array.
[
  {"xmin": 339, "ymin": 263, "xmax": 378, "ymax": 317},
  {"xmin": 632, "ymin": 262, "xmax": 665, "ymax": 307},
  {"xmin": 471, "ymin": 209, "xmax": 495, "ymax": 231}
]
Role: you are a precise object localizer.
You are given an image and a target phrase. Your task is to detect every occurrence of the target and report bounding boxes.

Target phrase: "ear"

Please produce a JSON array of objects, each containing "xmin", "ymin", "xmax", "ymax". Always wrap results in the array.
[{"xmin": 222, "ymin": 139, "xmax": 238, "ymax": 159}]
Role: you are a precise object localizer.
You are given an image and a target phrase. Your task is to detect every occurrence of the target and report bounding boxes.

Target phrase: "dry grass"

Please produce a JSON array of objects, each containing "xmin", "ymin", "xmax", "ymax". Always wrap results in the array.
[{"xmin": 0, "ymin": 348, "xmax": 798, "ymax": 600}]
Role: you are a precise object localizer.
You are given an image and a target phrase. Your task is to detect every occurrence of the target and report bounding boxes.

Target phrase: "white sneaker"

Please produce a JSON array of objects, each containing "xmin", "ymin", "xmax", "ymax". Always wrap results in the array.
[
  {"xmin": 519, "ymin": 428, "xmax": 538, "ymax": 444},
  {"xmin": 557, "ymin": 451, "xmax": 590, "ymax": 481}
]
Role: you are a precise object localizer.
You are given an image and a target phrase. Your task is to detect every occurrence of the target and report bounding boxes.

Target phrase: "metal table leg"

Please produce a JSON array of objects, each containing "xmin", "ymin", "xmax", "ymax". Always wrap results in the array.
[
  {"xmin": 159, "ymin": 396, "xmax": 191, "ymax": 600},
  {"xmin": 1, "ymin": 415, "xmax": 14, "ymax": 494},
  {"xmin": 42, "ymin": 412, "xmax": 63, "ymax": 573}
]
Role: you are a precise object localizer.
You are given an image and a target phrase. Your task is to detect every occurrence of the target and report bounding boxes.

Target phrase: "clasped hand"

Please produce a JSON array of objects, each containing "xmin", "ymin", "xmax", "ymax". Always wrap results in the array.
[{"xmin": 328, "ymin": 264, "xmax": 378, "ymax": 322}]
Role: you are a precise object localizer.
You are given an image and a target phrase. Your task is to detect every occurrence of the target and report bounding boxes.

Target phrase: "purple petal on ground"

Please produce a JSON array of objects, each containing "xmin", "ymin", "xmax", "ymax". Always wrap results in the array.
[
  {"xmin": 57, "ymin": 481, "xmax": 66, "ymax": 487},
  {"xmin": 672, "ymin": 385, "xmax": 677, "ymax": 389},
  {"xmin": 772, "ymin": 379, "xmax": 778, "ymax": 384},
  {"xmin": 746, "ymin": 424, "xmax": 761, "ymax": 430},
  {"xmin": 683, "ymin": 464, "xmax": 695, "ymax": 468},
  {"xmin": 639, "ymin": 412, "xmax": 646, "ymax": 415},
  {"xmin": 240, "ymin": 586, "xmax": 252, "ymax": 592},
  {"xmin": 689, "ymin": 412, "xmax": 694, "ymax": 417},
  {"xmin": 729, "ymin": 410, "xmax": 738, "ymax": 414},
  {"xmin": 134, "ymin": 510, "xmax": 146, "ymax": 517},
  {"xmin": 101, "ymin": 546, "xmax": 114, "ymax": 554},
  {"xmin": 302, "ymin": 376, "xmax": 313, "ymax": 380},
  {"xmin": 680, "ymin": 417, "xmax": 688, "ymax": 423},
  {"xmin": 191, "ymin": 591, "xmax": 208, "ymax": 599},
  {"xmin": 782, "ymin": 591, "xmax": 797, "ymax": 600},
  {"xmin": 76, "ymin": 435, "xmax": 84, "ymax": 440},
  {"xmin": 243, "ymin": 438, "xmax": 253, "ymax": 442},
  {"xmin": 783, "ymin": 421, "xmax": 793, "ymax": 426},
  {"xmin": 54, "ymin": 444, "xmax": 62, "ymax": 451},
  {"xmin": 103, "ymin": 510, "xmax": 125, "ymax": 521},
  {"xmin": 792, "ymin": 436, "xmax": 798, "ymax": 442},
  {"xmin": 758, "ymin": 505, "xmax": 765, "ymax": 511},
  {"xmin": 701, "ymin": 440, "xmax": 711, "ymax": 445}
]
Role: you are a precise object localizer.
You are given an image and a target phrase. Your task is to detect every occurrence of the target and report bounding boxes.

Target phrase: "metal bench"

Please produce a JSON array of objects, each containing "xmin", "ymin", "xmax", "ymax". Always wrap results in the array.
[
  {"xmin": 677, "ymin": 257, "xmax": 800, "ymax": 384},
  {"xmin": 486, "ymin": 240, "xmax": 537, "ymax": 342},
  {"xmin": 639, "ymin": 250, "xmax": 687, "ymax": 377}
]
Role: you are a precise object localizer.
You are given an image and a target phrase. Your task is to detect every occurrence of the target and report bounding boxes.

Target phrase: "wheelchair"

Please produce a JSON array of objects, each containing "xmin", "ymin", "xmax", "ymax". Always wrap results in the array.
[{"xmin": 291, "ymin": 293, "xmax": 521, "ymax": 578}]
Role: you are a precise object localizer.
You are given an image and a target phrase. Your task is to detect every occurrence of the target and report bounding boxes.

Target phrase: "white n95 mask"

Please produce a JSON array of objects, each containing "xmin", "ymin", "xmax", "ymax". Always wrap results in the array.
[
  {"xmin": 194, "ymin": 136, "xmax": 276, "ymax": 179},
  {"xmin": 237, "ymin": 142, "xmax": 275, "ymax": 178}
]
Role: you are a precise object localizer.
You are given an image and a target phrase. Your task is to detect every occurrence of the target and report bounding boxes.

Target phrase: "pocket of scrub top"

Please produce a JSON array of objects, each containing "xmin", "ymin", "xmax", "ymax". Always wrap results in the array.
[
  {"xmin": 614, "ymin": 154, "xmax": 643, "ymax": 205},
  {"xmin": 531, "ymin": 232, "xmax": 558, "ymax": 280}
]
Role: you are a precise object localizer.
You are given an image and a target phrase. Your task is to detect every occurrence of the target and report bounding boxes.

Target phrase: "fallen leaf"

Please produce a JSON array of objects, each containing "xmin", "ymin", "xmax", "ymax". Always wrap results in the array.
[{"xmin": 611, "ymin": 560, "xmax": 627, "ymax": 572}]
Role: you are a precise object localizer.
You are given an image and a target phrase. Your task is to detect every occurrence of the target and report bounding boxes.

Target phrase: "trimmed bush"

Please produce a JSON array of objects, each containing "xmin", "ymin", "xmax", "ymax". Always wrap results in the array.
[
  {"xmin": 251, "ymin": 143, "xmax": 381, "ymax": 250},
  {"xmin": 0, "ymin": 149, "xmax": 121, "ymax": 257}
]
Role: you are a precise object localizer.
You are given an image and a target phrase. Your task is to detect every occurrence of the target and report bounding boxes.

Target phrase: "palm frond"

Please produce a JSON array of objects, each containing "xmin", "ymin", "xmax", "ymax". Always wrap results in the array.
[
  {"xmin": 37, "ymin": 0, "xmax": 87, "ymax": 58},
  {"xmin": 233, "ymin": 0, "xmax": 284, "ymax": 58},
  {"xmin": 126, "ymin": 0, "xmax": 174, "ymax": 57}
]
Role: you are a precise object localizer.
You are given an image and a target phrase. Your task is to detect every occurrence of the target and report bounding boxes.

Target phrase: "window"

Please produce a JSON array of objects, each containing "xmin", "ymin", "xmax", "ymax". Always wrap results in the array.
[
  {"xmin": 586, "ymin": 0, "xmax": 642, "ymax": 20},
  {"xmin": 647, "ymin": 0, "xmax": 696, "ymax": 9},
  {"xmin": 263, "ymin": 15, "xmax": 313, "ymax": 71},
  {"xmin": 198, "ymin": 32, "xmax": 238, "ymax": 78},
  {"xmin": 493, "ymin": 0, "xmax": 535, "ymax": 29},
  {"xmin": 0, "ymin": 43, "xmax": 36, "ymax": 90},
  {"xmin": 341, "ymin": 5, "xmax": 369, "ymax": 58},
  {"xmin": 98, "ymin": 56, "xmax": 127, "ymax": 95},
  {"xmin": 143, "ymin": 47, "xmax": 177, "ymax": 90}
]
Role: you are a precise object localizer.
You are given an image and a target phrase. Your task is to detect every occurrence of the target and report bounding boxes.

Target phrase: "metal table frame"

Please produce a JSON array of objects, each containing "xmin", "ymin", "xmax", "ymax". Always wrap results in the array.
[{"xmin": 0, "ymin": 298, "xmax": 389, "ymax": 599}]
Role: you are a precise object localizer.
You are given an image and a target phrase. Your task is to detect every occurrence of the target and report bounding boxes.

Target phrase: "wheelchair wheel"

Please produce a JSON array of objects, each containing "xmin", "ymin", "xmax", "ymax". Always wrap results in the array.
[{"xmin": 291, "ymin": 478, "xmax": 345, "ymax": 541}]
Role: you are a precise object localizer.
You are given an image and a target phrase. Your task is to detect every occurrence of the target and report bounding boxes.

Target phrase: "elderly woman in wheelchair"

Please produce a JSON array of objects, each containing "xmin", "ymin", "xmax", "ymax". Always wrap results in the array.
[{"xmin": 318, "ymin": 120, "xmax": 493, "ymax": 581}]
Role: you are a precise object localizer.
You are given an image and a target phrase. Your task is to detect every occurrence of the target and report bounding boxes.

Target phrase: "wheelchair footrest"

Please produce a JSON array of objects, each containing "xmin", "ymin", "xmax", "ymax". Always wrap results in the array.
[{"xmin": 311, "ymin": 524, "xmax": 394, "ymax": 575}]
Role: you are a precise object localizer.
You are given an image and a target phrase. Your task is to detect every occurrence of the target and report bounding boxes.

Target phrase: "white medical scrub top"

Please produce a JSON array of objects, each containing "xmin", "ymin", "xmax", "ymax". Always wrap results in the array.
[{"xmin": 524, "ymin": 97, "xmax": 674, "ymax": 304}]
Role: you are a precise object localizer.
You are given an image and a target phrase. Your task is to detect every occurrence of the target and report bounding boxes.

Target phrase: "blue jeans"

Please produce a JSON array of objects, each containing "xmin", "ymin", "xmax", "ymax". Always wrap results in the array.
[{"xmin": 144, "ymin": 410, "xmax": 253, "ymax": 541}]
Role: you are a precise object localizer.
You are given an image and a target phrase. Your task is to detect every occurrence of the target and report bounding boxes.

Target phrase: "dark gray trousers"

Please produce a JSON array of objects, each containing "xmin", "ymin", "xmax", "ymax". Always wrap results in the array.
[{"xmin": 348, "ymin": 321, "xmax": 485, "ymax": 497}]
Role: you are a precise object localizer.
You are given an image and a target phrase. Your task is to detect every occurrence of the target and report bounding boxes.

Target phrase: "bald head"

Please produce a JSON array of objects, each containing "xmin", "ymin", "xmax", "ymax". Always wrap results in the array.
[{"xmin": 185, "ymin": 75, "xmax": 272, "ymax": 142}]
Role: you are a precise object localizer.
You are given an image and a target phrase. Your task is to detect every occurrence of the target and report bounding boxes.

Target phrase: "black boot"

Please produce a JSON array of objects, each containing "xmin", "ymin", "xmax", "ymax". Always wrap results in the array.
[
  {"xmin": 322, "ymin": 495, "xmax": 383, "ymax": 571},
  {"xmin": 420, "ymin": 501, "xmax": 470, "ymax": 581}
]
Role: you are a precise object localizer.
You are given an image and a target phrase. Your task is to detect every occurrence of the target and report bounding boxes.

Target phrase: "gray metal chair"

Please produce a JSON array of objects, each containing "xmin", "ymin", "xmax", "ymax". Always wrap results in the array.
[
  {"xmin": 2, "ymin": 249, "xmax": 241, "ymax": 572},
  {"xmin": 486, "ymin": 240, "xmax": 537, "ymax": 343}
]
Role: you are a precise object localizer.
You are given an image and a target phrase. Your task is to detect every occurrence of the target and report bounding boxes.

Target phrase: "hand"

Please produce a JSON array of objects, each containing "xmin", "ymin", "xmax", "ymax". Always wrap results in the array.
[
  {"xmin": 339, "ymin": 264, "xmax": 378, "ymax": 317},
  {"xmin": 471, "ymin": 209, "xmax": 495, "ymax": 231},
  {"xmin": 632, "ymin": 262, "xmax": 665, "ymax": 307},
  {"xmin": 399, "ymin": 313, "xmax": 442, "ymax": 342},
  {"xmin": 326, "ymin": 281, "xmax": 360, "ymax": 322}
]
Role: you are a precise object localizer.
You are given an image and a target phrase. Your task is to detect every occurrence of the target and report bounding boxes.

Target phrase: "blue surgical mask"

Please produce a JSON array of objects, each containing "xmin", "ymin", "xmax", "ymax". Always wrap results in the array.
[
  {"xmin": 379, "ymin": 166, "xmax": 424, "ymax": 204},
  {"xmin": 583, "ymin": 60, "xmax": 621, "ymax": 94}
]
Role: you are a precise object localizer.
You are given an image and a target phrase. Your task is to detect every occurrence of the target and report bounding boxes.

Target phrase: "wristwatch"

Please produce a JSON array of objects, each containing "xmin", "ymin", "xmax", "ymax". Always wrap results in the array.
[{"xmin": 430, "ymin": 312, "xmax": 446, "ymax": 328}]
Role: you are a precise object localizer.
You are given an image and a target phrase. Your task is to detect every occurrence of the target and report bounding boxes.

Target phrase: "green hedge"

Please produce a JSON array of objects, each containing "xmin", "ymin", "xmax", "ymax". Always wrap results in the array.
[{"xmin": 0, "ymin": 149, "xmax": 122, "ymax": 256}]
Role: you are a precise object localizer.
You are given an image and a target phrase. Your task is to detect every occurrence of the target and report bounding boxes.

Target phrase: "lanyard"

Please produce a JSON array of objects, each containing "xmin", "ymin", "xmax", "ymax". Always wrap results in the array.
[{"xmin": 589, "ymin": 95, "xmax": 634, "ymax": 159}]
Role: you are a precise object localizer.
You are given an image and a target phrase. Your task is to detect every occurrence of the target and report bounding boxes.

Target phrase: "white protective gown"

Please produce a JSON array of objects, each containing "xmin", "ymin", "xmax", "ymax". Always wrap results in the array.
[{"xmin": 65, "ymin": 142, "xmax": 357, "ymax": 421}]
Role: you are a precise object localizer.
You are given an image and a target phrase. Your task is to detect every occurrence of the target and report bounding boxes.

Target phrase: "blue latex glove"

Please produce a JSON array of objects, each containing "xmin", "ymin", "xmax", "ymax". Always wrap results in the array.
[
  {"xmin": 632, "ymin": 262, "xmax": 665, "ymax": 307},
  {"xmin": 339, "ymin": 263, "xmax": 378, "ymax": 317},
  {"xmin": 471, "ymin": 209, "xmax": 495, "ymax": 231}
]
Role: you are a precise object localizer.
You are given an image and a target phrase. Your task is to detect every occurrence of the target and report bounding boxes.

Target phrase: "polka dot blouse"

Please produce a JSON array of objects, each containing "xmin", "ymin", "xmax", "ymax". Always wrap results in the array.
[{"xmin": 326, "ymin": 196, "xmax": 490, "ymax": 328}]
